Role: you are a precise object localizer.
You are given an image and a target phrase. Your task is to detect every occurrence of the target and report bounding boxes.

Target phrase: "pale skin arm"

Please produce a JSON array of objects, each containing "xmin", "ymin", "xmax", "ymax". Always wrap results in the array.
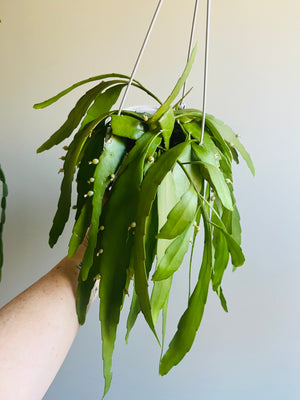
[{"xmin": 0, "ymin": 238, "xmax": 98, "ymax": 400}]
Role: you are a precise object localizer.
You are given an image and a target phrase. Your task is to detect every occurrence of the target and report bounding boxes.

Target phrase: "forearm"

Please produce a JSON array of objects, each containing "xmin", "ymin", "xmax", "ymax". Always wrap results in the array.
[{"xmin": 0, "ymin": 246, "xmax": 96, "ymax": 400}]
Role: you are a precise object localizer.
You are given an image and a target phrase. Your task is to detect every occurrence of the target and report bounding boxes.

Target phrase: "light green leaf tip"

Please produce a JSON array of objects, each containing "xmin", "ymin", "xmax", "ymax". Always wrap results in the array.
[{"xmin": 151, "ymin": 44, "xmax": 197, "ymax": 124}]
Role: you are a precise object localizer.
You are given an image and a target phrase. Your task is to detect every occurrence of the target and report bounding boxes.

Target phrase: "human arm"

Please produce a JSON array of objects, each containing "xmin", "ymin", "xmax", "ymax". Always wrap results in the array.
[{"xmin": 0, "ymin": 239, "xmax": 98, "ymax": 400}]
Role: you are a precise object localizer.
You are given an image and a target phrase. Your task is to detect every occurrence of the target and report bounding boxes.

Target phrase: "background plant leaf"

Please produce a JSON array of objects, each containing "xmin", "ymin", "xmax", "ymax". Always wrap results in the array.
[{"xmin": 0, "ymin": 163, "xmax": 8, "ymax": 280}]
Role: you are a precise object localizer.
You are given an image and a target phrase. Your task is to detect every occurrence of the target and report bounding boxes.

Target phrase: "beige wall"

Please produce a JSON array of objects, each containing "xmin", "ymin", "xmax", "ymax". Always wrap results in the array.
[{"xmin": 1, "ymin": 0, "xmax": 300, "ymax": 399}]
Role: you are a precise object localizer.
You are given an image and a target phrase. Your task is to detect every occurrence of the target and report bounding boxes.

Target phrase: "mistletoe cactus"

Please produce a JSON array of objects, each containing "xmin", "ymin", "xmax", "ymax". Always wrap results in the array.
[{"xmin": 34, "ymin": 47, "xmax": 254, "ymax": 397}]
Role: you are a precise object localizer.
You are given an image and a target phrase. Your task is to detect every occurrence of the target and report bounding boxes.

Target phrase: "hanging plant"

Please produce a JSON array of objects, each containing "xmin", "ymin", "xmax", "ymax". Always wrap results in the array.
[{"xmin": 34, "ymin": 46, "xmax": 254, "ymax": 397}]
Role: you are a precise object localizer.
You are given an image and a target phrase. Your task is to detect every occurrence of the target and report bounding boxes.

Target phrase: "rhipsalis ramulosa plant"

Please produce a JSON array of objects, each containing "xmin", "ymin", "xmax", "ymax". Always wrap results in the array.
[{"xmin": 34, "ymin": 47, "xmax": 254, "ymax": 398}]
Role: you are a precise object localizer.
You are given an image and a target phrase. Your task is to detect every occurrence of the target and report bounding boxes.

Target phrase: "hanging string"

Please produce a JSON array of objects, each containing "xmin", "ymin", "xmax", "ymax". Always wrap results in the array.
[
  {"xmin": 180, "ymin": 0, "xmax": 200, "ymax": 108},
  {"xmin": 200, "ymin": 0, "xmax": 211, "ymax": 144},
  {"xmin": 118, "ymin": 0, "xmax": 164, "ymax": 115}
]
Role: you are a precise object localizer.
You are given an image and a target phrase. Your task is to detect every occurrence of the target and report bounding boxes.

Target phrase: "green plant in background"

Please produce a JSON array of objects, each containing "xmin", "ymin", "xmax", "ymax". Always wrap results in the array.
[
  {"xmin": 34, "ymin": 47, "xmax": 254, "ymax": 397},
  {"xmin": 0, "ymin": 164, "xmax": 8, "ymax": 281}
]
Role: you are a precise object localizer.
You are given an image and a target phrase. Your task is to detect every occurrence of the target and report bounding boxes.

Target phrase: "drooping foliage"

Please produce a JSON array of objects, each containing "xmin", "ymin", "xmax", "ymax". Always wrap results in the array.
[{"xmin": 35, "ymin": 47, "xmax": 254, "ymax": 398}]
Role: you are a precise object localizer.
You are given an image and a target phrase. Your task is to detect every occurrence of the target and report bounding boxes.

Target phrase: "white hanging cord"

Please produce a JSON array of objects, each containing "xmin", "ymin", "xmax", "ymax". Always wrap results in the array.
[
  {"xmin": 180, "ymin": 0, "xmax": 200, "ymax": 108},
  {"xmin": 118, "ymin": 0, "xmax": 164, "ymax": 115},
  {"xmin": 200, "ymin": 0, "xmax": 211, "ymax": 144}
]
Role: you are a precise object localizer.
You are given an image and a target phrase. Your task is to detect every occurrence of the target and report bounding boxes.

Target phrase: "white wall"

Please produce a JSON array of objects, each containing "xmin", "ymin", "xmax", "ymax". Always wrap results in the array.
[{"xmin": 1, "ymin": 0, "xmax": 300, "ymax": 399}]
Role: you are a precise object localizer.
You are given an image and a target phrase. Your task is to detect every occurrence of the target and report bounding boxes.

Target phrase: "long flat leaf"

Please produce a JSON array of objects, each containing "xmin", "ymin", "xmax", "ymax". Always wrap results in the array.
[
  {"xmin": 76, "ymin": 261, "xmax": 100, "ymax": 325},
  {"xmin": 157, "ymin": 184, "xmax": 197, "ymax": 239},
  {"xmin": 34, "ymin": 73, "xmax": 161, "ymax": 109},
  {"xmin": 192, "ymin": 143, "xmax": 233, "ymax": 211},
  {"xmin": 176, "ymin": 111, "xmax": 233, "ymax": 164},
  {"xmin": 111, "ymin": 114, "xmax": 145, "ymax": 140},
  {"xmin": 178, "ymin": 161, "xmax": 244, "ymax": 268},
  {"xmin": 74, "ymin": 121, "xmax": 106, "ymax": 222},
  {"xmin": 210, "ymin": 221, "xmax": 245, "ymax": 267},
  {"xmin": 150, "ymin": 45, "xmax": 197, "ymax": 124},
  {"xmin": 68, "ymin": 200, "xmax": 92, "ymax": 258},
  {"xmin": 153, "ymin": 223, "xmax": 193, "ymax": 281},
  {"xmin": 159, "ymin": 207, "xmax": 213, "ymax": 375},
  {"xmin": 206, "ymin": 114, "xmax": 255, "ymax": 175},
  {"xmin": 37, "ymin": 81, "xmax": 108, "ymax": 153},
  {"xmin": 150, "ymin": 172, "xmax": 177, "ymax": 326},
  {"xmin": 125, "ymin": 197, "xmax": 158, "ymax": 342},
  {"xmin": 49, "ymin": 114, "xmax": 110, "ymax": 247},
  {"xmin": 158, "ymin": 107, "xmax": 175, "ymax": 150},
  {"xmin": 80, "ymin": 136, "xmax": 127, "ymax": 281},
  {"xmin": 80, "ymin": 82, "xmax": 126, "ymax": 128},
  {"xmin": 133, "ymin": 141, "xmax": 190, "ymax": 337},
  {"xmin": 212, "ymin": 225, "xmax": 229, "ymax": 291},
  {"xmin": 97, "ymin": 136, "xmax": 156, "ymax": 398},
  {"xmin": 232, "ymin": 204, "xmax": 242, "ymax": 245}
]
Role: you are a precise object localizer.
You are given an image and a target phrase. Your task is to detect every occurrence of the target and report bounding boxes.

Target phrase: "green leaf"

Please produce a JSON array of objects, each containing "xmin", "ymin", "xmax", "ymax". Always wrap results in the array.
[
  {"xmin": 159, "ymin": 207, "xmax": 213, "ymax": 375},
  {"xmin": 232, "ymin": 204, "xmax": 242, "ymax": 245},
  {"xmin": 161, "ymin": 291, "xmax": 170, "ymax": 354},
  {"xmin": 37, "ymin": 81, "xmax": 108, "ymax": 153},
  {"xmin": 210, "ymin": 221, "xmax": 245, "ymax": 268},
  {"xmin": 111, "ymin": 114, "xmax": 145, "ymax": 140},
  {"xmin": 125, "ymin": 291, "xmax": 140, "ymax": 344},
  {"xmin": 125, "ymin": 190, "xmax": 159, "ymax": 343},
  {"xmin": 179, "ymin": 119, "xmax": 201, "ymax": 141},
  {"xmin": 80, "ymin": 83, "xmax": 126, "ymax": 128},
  {"xmin": 133, "ymin": 141, "xmax": 190, "ymax": 337},
  {"xmin": 158, "ymin": 107, "xmax": 175, "ymax": 150},
  {"xmin": 206, "ymin": 114, "xmax": 255, "ymax": 176},
  {"xmin": 192, "ymin": 143, "xmax": 233, "ymax": 211},
  {"xmin": 97, "ymin": 135, "xmax": 155, "ymax": 398},
  {"xmin": 0, "ymin": 163, "xmax": 8, "ymax": 279},
  {"xmin": 175, "ymin": 108, "xmax": 202, "ymax": 121},
  {"xmin": 76, "ymin": 263, "xmax": 100, "ymax": 325},
  {"xmin": 48, "ymin": 114, "xmax": 110, "ymax": 248},
  {"xmin": 152, "ymin": 223, "xmax": 193, "ymax": 281},
  {"xmin": 80, "ymin": 136, "xmax": 127, "ymax": 281},
  {"xmin": 68, "ymin": 200, "xmax": 92, "ymax": 258},
  {"xmin": 150, "ymin": 172, "xmax": 177, "ymax": 327},
  {"xmin": 176, "ymin": 111, "xmax": 233, "ymax": 164},
  {"xmin": 178, "ymin": 161, "xmax": 244, "ymax": 269},
  {"xmin": 217, "ymin": 286, "xmax": 228, "ymax": 312},
  {"xmin": 157, "ymin": 184, "xmax": 197, "ymax": 239},
  {"xmin": 151, "ymin": 45, "xmax": 197, "ymax": 124},
  {"xmin": 188, "ymin": 207, "xmax": 202, "ymax": 297},
  {"xmin": 33, "ymin": 73, "xmax": 161, "ymax": 109},
  {"xmin": 173, "ymin": 144, "xmax": 203, "ymax": 197},
  {"xmin": 212, "ymin": 225, "xmax": 229, "ymax": 291},
  {"xmin": 74, "ymin": 121, "xmax": 106, "ymax": 222},
  {"xmin": 118, "ymin": 132, "xmax": 161, "ymax": 177}
]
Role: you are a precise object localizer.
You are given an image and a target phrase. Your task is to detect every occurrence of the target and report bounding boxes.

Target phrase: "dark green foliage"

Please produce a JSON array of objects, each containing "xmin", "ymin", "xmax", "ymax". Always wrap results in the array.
[{"xmin": 35, "ymin": 52, "xmax": 254, "ymax": 397}]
